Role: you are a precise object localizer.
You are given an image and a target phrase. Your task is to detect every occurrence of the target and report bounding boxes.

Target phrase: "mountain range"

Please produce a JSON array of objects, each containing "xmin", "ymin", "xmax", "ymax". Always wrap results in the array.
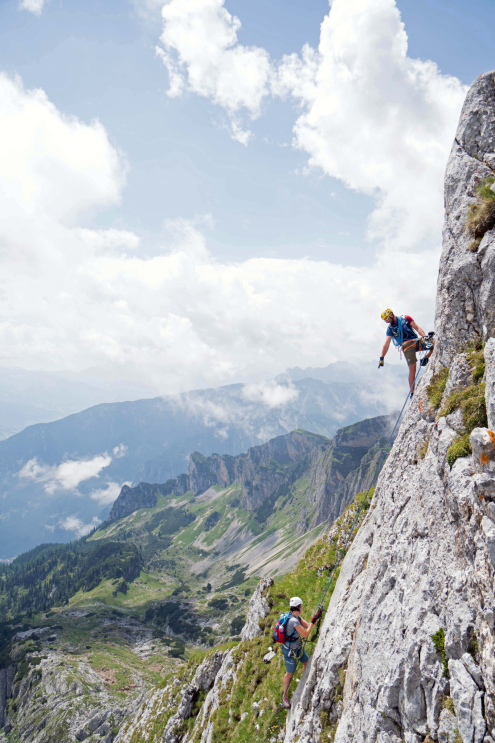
[
  {"xmin": 0, "ymin": 362, "xmax": 406, "ymax": 558},
  {"xmin": 0, "ymin": 366, "xmax": 157, "ymax": 440}
]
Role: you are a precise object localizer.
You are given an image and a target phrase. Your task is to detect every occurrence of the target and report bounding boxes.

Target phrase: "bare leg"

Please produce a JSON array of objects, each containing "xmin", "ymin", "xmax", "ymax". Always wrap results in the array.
[
  {"xmin": 408, "ymin": 362, "xmax": 417, "ymax": 394},
  {"xmin": 283, "ymin": 671, "xmax": 294, "ymax": 696}
]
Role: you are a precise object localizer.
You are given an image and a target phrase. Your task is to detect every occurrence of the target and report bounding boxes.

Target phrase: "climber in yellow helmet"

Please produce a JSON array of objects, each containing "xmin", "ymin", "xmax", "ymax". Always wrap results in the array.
[{"xmin": 379, "ymin": 309, "xmax": 435, "ymax": 395}]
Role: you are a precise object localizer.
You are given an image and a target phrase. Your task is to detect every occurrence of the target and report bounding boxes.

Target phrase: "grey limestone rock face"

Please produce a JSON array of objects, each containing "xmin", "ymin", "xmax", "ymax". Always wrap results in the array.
[
  {"xmin": 443, "ymin": 353, "xmax": 472, "ymax": 400},
  {"xmin": 161, "ymin": 651, "xmax": 226, "ymax": 743},
  {"xmin": 438, "ymin": 708, "xmax": 459, "ymax": 743},
  {"xmin": 485, "ymin": 338, "xmax": 495, "ymax": 429},
  {"xmin": 115, "ymin": 649, "xmax": 231, "ymax": 743},
  {"xmin": 449, "ymin": 658, "xmax": 485, "ymax": 743},
  {"xmin": 0, "ymin": 665, "xmax": 13, "ymax": 729},
  {"xmin": 284, "ymin": 72, "xmax": 495, "ymax": 743},
  {"xmin": 436, "ymin": 72, "xmax": 495, "ymax": 365},
  {"xmin": 240, "ymin": 577, "xmax": 274, "ymax": 641},
  {"xmin": 2, "ymin": 648, "xmax": 136, "ymax": 743},
  {"xmin": 471, "ymin": 427, "xmax": 495, "ymax": 475}
]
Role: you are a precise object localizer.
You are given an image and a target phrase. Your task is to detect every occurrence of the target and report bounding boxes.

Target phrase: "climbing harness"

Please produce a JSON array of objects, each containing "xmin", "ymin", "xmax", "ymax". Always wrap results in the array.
[
  {"xmin": 287, "ymin": 645, "xmax": 305, "ymax": 662},
  {"xmin": 389, "ymin": 317, "xmax": 435, "ymax": 363}
]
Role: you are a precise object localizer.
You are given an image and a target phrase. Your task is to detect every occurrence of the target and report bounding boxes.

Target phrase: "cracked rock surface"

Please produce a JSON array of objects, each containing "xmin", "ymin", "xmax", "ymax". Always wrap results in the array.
[
  {"xmin": 285, "ymin": 71, "xmax": 495, "ymax": 743},
  {"xmin": 240, "ymin": 577, "xmax": 273, "ymax": 641},
  {"xmin": 0, "ymin": 649, "xmax": 142, "ymax": 743},
  {"xmin": 114, "ymin": 649, "xmax": 237, "ymax": 743}
]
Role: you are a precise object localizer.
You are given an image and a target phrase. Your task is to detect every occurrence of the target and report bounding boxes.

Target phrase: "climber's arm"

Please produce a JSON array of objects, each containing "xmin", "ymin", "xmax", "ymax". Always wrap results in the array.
[
  {"xmin": 381, "ymin": 336, "xmax": 392, "ymax": 358},
  {"xmin": 410, "ymin": 319, "xmax": 425, "ymax": 337},
  {"xmin": 295, "ymin": 622, "xmax": 314, "ymax": 639}
]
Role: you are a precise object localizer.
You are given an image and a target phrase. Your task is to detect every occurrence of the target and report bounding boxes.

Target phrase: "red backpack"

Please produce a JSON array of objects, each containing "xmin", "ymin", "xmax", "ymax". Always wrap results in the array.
[{"xmin": 274, "ymin": 611, "xmax": 296, "ymax": 643}]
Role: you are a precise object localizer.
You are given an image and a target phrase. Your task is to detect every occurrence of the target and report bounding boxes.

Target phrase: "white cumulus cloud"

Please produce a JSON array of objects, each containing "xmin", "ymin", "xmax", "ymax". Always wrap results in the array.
[
  {"xmin": 18, "ymin": 0, "xmax": 47, "ymax": 15},
  {"xmin": 18, "ymin": 453, "xmax": 113, "ymax": 494},
  {"xmin": 242, "ymin": 380, "xmax": 299, "ymax": 408},
  {"xmin": 274, "ymin": 0, "xmax": 467, "ymax": 251},
  {"xmin": 0, "ymin": 73, "xmax": 125, "ymax": 225},
  {"xmin": 156, "ymin": 0, "xmax": 467, "ymax": 250},
  {"xmin": 60, "ymin": 515, "xmax": 101, "ymax": 538},
  {"xmin": 157, "ymin": 0, "xmax": 272, "ymax": 143},
  {"xmin": 112, "ymin": 444, "xmax": 128, "ymax": 459},
  {"xmin": 0, "ymin": 70, "xmax": 441, "ymax": 397},
  {"xmin": 89, "ymin": 481, "xmax": 130, "ymax": 506}
]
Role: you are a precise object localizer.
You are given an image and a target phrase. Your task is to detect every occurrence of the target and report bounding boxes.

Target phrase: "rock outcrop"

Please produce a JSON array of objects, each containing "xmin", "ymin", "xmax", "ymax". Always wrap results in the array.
[
  {"xmin": 108, "ymin": 479, "xmax": 188, "ymax": 522},
  {"xmin": 241, "ymin": 577, "xmax": 274, "ymax": 641},
  {"xmin": 0, "ymin": 647, "xmax": 142, "ymax": 743},
  {"xmin": 0, "ymin": 665, "xmax": 13, "ymax": 732},
  {"xmin": 114, "ymin": 648, "xmax": 237, "ymax": 743},
  {"xmin": 284, "ymin": 71, "xmax": 495, "ymax": 743}
]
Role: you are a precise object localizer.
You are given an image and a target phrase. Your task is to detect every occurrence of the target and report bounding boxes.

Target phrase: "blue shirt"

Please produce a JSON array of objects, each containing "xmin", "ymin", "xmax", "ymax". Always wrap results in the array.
[{"xmin": 386, "ymin": 315, "xmax": 417, "ymax": 343}]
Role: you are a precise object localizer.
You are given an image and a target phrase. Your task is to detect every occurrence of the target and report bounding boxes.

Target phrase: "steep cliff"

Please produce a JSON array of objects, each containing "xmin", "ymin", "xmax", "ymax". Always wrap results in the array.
[{"xmin": 283, "ymin": 71, "xmax": 495, "ymax": 743}]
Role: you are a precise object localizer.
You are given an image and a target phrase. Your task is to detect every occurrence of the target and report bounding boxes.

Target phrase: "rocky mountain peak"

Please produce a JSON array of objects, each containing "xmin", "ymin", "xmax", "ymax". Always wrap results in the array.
[{"xmin": 437, "ymin": 71, "xmax": 495, "ymax": 365}]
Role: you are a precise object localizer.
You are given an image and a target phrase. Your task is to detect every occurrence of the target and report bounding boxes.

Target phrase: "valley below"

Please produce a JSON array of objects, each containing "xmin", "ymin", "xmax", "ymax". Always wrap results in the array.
[{"xmin": 0, "ymin": 414, "xmax": 392, "ymax": 743}]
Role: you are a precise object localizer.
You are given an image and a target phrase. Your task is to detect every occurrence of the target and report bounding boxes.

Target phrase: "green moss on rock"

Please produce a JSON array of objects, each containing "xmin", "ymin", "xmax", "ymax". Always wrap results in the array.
[{"xmin": 426, "ymin": 367, "xmax": 449, "ymax": 410}]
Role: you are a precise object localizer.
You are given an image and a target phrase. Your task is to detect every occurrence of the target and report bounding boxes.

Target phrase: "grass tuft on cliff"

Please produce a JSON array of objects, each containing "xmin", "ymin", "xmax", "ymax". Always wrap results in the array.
[
  {"xmin": 426, "ymin": 367, "xmax": 449, "ymax": 410},
  {"xmin": 441, "ymin": 343, "xmax": 487, "ymax": 467},
  {"xmin": 466, "ymin": 175, "xmax": 495, "ymax": 242}
]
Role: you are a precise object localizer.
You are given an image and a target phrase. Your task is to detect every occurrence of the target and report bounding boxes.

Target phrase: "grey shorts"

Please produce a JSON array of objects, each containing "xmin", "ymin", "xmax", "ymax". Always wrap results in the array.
[{"xmin": 402, "ymin": 339, "xmax": 427, "ymax": 366}]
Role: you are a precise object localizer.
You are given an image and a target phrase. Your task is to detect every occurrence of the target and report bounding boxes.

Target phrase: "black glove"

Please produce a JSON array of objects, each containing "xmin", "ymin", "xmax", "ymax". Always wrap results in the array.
[
  {"xmin": 420, "ymin": 357, "xmax": 429, "ymax": 367},
  {"xmin": 378, "ymin": 357, "xmax": 384, "ymax": 369},
  {"xmin": 311, "ymin": 608, "xmax": 322, "ymax": 624}
]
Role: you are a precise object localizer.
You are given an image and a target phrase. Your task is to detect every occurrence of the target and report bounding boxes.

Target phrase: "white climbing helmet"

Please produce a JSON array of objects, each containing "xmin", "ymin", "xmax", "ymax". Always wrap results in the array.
[{"xmin": 290, "ymin": 596, "xmax": 303, "ymax": 609}]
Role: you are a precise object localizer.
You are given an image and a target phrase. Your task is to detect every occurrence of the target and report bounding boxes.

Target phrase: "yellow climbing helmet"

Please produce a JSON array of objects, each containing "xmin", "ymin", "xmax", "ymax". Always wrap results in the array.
[{"xmin": 381, "ymin": 308, "xmax": 393, "ymax": 321}]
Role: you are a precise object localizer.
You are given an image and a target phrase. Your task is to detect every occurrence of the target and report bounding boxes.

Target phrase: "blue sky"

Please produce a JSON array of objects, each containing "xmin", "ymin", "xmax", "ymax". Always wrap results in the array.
[
  {"xmin": 0, "ymin": 0, "xmax": 493, "ymax": 392},
  {"xmin": 1, "ymin": 0, "xmax": 492, "ymax": 265}
]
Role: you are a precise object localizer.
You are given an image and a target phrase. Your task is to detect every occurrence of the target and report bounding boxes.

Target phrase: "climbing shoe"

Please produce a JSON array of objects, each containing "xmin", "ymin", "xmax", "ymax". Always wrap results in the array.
[
  {"xmin": 283, "ymin": 696, "xmax": 291, "ymax": 709},
  {"xmin": 420, "ymin": 357, "xmax": 429, "ymax": 367}
]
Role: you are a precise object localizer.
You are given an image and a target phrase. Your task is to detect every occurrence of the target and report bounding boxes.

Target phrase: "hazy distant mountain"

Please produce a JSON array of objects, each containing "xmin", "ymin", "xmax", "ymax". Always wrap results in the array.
[
  {"xmin": 0, "ymin": 359, "xmax": 408, "ymax": 441},
  {"xmin": 0, "ymin": 366, "xmax": 407, "ymax": 558},
  {"xmin": 0, "ymin": 366, "xmax": 157, "ymax": 439},
  {"xmin": 276, "ymin": 359, "xmax": 406, "ymax": 385}
]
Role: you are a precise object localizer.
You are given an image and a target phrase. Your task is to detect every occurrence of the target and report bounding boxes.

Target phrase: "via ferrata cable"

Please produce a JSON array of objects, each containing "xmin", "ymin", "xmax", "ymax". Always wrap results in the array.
[{"xmin": 302, "ymin": 357, "xmax": 425, "ymax": 644}]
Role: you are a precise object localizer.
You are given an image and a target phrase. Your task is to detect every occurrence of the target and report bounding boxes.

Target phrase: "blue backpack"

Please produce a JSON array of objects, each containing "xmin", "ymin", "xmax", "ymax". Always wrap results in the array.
[
  {"xmin": 390, "ymin": 315, "xmax": 405, "ymax": 347},
  {"xmin": 274, "ymin": 612, "xmax": 298, "ymax": 644}
]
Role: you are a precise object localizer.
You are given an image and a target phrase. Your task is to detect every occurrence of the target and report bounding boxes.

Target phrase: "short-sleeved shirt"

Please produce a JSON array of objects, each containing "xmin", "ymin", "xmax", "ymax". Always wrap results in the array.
[
  {"xmin": 386, "ymin": 315, "xmax": 417, "ymax": 343},
  {"xmin": 283, "ymin": 614, "xmax": 302, "ymax": 650}
]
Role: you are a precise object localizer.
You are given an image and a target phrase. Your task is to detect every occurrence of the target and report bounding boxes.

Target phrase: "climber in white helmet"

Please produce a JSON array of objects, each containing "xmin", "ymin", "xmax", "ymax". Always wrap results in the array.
[{"xmin": 281, "ymin": 597, "xmax": 322, "ymax": 709}]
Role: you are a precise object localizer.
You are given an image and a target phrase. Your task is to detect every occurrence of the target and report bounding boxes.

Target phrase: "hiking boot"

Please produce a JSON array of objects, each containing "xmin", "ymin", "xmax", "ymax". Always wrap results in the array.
[{"xmin": 283, "ymin": 695, "xmax": 291, "ymax": 709}]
